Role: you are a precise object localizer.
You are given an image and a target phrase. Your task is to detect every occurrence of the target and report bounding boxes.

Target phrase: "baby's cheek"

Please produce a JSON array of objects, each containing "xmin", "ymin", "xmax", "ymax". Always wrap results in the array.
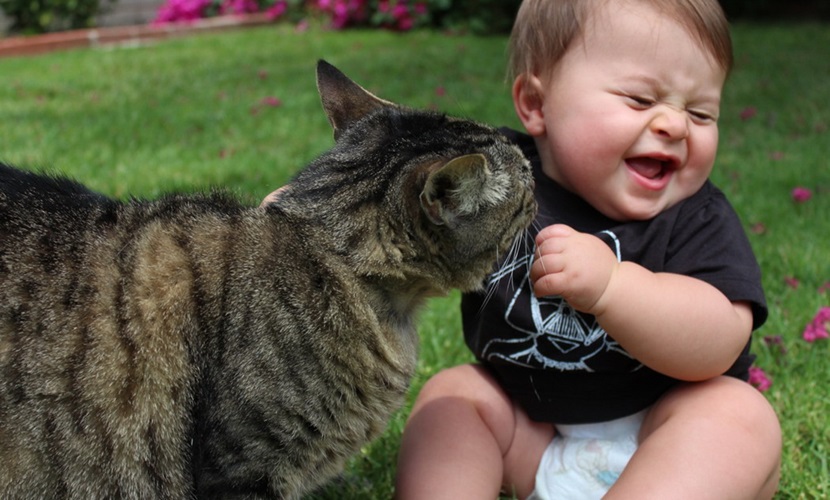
[{"xmin": 693, "ymin": 127, "xmax": 719, "ymax": 171}]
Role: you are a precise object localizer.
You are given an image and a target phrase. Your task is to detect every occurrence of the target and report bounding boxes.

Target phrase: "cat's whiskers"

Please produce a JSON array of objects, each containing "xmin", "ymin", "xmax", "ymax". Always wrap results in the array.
[{"xmin": 480, "ymin": 228, "xmax": 529, "ymax": 313}]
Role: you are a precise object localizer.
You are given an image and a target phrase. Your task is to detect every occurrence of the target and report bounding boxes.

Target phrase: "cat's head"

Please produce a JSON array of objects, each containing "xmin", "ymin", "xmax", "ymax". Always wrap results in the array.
[{"xmin": 279, "ymin": 61, "xmax": 536, "ymax": 294}]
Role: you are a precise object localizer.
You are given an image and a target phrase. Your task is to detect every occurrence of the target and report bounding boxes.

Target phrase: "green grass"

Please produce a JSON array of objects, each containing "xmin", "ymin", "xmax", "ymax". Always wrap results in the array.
[{"xmin": 1, "ymin": 22, "xmax": 829, "ymax": 499}]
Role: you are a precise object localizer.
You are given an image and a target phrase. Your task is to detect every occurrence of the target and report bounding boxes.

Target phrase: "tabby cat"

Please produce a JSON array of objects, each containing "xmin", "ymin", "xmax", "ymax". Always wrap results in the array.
[{"xmin": 0, "ymin": 60, "xmax": 536, "ymax": 499}]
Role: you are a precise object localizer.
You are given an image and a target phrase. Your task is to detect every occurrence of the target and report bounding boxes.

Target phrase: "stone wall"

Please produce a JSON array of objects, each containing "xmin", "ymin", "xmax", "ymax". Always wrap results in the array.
[{"xmin": 98, "ymin": 0, "xmax": 164, "ymax": 27}]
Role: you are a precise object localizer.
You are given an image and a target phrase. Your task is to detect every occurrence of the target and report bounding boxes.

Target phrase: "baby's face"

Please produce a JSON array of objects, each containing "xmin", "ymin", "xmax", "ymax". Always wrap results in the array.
[{"xmin": 531, "ymin": 1, "xmax": 727, "ymax": 221}]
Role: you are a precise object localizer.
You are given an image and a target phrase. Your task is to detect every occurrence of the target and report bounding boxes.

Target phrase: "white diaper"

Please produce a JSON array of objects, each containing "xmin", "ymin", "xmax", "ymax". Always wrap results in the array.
[{"xmin": 527, "ymin": 409, "xmax": 648, "ymax": 500}]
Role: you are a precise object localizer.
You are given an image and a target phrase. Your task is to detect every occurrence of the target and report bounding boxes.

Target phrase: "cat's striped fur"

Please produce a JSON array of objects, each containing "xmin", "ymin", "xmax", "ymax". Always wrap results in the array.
[{"xmin": 0, "ymin": 61, "xmax": 536, "ymax": 499}]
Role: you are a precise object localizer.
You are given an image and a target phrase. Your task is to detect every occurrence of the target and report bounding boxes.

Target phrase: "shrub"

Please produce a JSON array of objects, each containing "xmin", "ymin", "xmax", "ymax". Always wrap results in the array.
[
  {"xmin": 720, "ymin": 0, "xmax": 830, "ymax": 20},
  {"xmin": 152, "ymin": 0, "xmax": 516, "ymax": 34},
  {"xmin": 0, "ymin": 0, "xmax": 116, "ymax": 34},
  {"xmin": 153, "ymin": 0, "xmax": 424, "ymax": 30},
  {"xmin": 429, "ymin": 0, "xmax": 521, "ymax": 35}
]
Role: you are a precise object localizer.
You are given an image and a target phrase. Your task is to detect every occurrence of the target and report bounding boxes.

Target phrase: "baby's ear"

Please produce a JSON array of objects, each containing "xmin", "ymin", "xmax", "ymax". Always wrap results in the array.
[{"xmin": 512, "ymin": 74, "xmax": 546, "ymax": 137}]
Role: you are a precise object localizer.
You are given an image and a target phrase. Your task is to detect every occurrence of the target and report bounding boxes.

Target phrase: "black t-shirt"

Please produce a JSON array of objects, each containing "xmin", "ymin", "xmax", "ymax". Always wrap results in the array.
[{"xmin": 461, "ymin": 129, "xmax": 768, "ymax": 424}]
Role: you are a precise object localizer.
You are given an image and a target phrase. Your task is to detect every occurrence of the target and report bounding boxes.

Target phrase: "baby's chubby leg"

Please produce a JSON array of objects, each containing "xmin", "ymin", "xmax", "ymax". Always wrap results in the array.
[
  {"xmin": 395, "ymin": 364, "xmax": 554, "ymax": 499},
  {"xmin": 608, "ymin": 376, "xmax": 781, "ymax": 500}
]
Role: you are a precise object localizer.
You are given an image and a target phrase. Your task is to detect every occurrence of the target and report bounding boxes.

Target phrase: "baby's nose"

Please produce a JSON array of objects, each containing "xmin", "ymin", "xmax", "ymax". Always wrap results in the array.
[{"xmin": 649, "ymin": 107, "xmax": 689, "ymax": 141}]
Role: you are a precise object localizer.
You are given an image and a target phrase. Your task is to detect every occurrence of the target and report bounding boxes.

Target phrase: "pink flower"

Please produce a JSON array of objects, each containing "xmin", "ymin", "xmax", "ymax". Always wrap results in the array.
[
  {"xmin": 803, "ymin": 306, "xmax": 830, "ymax": 342},
  {"xmin": 265, "ymin": 0, "xmax": 287, "ymax": 20},
  {"xmin": 220, "ymin": 0, "xmax": 260, "ymax": 15},
  {"xmin": 819, "ymin": 282, "xmax": 830, "ymax": 294},
  {"xmin": 763, "ymin": 335, "xmax": 783, "ymax": 346},
  {"xmin": 748, "ymin": 366, "xmax": 772, "ymax": 392},
  {"xmin": 763, "ymin": 335, "xmax": 788, "ymax": 355},
  {"xmin": 319, "ymin": 0, "xmax": 368, "ymax": 29},
  {"xmin": 153, "ymin": 0, "xmax": 212, "ymax": 24},
  {"xmin": 251, "ymin": 96, "xmax": 282, "ymax": 114},
  {"xmin": 392, "ymin": 3, "xmax": 409, "ymax": 18},
  {"xmin": 397, "ymin": 15, "xmax": 414, "ymax": 31},
  {"xmin": 792, "ymin": 187, "xmax": 812, "ymax": 203},
  {"xmin": 750, "ymin": 222, "xmax": 767, "ymax": 235},
  {"xmin": 740, "ymin": 106, "xmax": 757, "ymax": 121},
  {"xmin": 784, "ymin": 276, "xmax": 800, "ymax": 289}
]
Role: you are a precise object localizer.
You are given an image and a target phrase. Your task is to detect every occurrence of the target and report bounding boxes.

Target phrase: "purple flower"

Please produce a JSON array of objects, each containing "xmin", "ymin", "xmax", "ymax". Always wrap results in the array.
[
  {"xmin": 748, "ymin": 366, "xmax": 772, "ymax": 392},
  {"xmin": 153, "ymin": 0, "xmax": 426, "ymax": 31},
  {"xmin": 803, "ymin": 306, "xmax": 830, "ymax": 343},
  {"xmin": 266, "ymin": 0, "xmax": 288, "ymax": 20},
  {"xmin": 740, "ymin": 106, "xmax": 757, "ymax": 121},
  {"xmin": 750, "ymin": 222, "xmax": 767, "ymax": 235},
  {"xmin": 224, "ymin": 0, "xmax": 261, "ymax": 15},
  {"xmin": 763, "ymin": 335, "xmax": 788, "ymax": 355},
  {"xmin": 792, "ymin": 187, "xmax": 812, "ymax": 203},
  {"xmin": 763, "ymin": 335, "xmax": 784, "ymax": 346},
  {"xmin": 250, "ymin": 96, "xmax": 282, "ymax": 115},
  {"xmin": 153, "ymin": 0, "xmax": 211, "ymax": 24},
  {"xmin": 317, "ymin": 0, "xmax": 368, "ymax": 29},
  {"xmin": 392, "ymin": 3, "xmax": 408, "ymax": 18}
]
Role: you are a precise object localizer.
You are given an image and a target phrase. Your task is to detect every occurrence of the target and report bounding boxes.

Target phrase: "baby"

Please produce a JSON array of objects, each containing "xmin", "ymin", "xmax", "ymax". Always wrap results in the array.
[{"xmin": 395, "ymin": 0, "xmax": 782, "ymax": 498}]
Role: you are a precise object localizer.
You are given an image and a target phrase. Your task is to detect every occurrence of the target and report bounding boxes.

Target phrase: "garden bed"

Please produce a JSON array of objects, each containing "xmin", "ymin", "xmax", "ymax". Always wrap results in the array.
[{"xmin": 0, "ymin": 12, "xmax": 272, "ymax": 58}]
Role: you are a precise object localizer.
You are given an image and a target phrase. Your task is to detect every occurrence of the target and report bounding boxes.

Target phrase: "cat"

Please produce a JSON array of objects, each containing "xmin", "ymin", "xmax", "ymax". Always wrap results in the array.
[{"xmin": 0, "ymin": 60, "xmax": 536, "ymax": 499}]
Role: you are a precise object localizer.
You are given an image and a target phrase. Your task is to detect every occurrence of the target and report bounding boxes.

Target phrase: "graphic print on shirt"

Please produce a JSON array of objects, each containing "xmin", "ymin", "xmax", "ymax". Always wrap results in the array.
[{"xmin": 481, "ymin": 230, "xmax": 642, "ymax": 372}]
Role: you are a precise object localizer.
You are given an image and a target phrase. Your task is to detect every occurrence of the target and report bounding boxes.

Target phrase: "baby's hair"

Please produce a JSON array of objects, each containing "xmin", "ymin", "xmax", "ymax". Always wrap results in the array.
[{"xmin": 508, "ymin": 0, "xmax": 733, "ymax": 82}]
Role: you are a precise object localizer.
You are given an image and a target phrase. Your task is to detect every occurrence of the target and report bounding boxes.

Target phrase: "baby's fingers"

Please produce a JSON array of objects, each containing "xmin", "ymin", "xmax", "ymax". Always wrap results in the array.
[
  {"xmin": 535, "ymin": 223, "xmax": 574, "ymax": 248},
  {"xmin": 530, "ymin": 253, "xmax": 565, "ymax": 297}
]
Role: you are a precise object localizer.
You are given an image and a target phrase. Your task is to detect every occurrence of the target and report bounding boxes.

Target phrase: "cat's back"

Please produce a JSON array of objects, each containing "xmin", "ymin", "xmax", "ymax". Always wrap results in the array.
[
  {"xmin": 0, "ymin": 162, "xmax": 111, "ymax": 210},
  {"xmin": 0, "ymin": 164, "xmax": 263, "ymax": 498},
  {"xmin": 1, "ymin": 162, "xmax": 117, "ymax": 246}
]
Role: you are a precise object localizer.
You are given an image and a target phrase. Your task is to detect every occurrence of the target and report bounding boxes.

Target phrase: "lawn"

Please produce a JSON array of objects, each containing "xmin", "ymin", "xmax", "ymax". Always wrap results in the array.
[{"xmin": 1, "ymin": 21, "xmax": 828, "ymax": 499}]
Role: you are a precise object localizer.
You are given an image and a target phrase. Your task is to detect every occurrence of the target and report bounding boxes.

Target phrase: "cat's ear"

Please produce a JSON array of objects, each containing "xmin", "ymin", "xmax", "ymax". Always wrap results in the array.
[
  {"xmin": 420, "ymin": 154, "xmax": 501, "ymax": 228},
  {"xmin": 316, "ymin": 60, "xmax": 395, "ymax": 140}
]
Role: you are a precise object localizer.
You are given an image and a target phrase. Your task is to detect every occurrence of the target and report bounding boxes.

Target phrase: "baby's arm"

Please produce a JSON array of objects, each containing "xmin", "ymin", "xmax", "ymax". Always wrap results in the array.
[{"xmin": 531, "ymin": 224, "xmax": 753, "ymax": 381}]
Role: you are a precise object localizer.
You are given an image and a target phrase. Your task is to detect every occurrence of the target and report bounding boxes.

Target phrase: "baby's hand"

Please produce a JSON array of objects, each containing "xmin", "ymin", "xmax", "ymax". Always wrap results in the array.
[{"xmin": 530, "ymin": 224, "xmax": 619, "ymax": 314}]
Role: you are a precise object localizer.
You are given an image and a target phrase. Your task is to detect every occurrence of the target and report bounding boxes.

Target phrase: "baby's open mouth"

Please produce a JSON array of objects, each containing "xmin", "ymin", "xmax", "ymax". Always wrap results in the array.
[{"xmin": 626, "ymin": 156, "xmax": 677, "ymax": 180}]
